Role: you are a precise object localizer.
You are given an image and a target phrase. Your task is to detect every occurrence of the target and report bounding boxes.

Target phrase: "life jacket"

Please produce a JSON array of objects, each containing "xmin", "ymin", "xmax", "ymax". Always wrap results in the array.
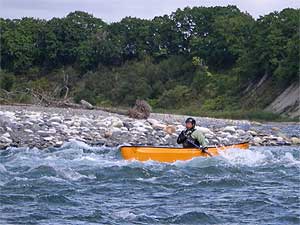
[{"xmin": 182, "ymin": 128, "xmax": 200, "ymax": 148}]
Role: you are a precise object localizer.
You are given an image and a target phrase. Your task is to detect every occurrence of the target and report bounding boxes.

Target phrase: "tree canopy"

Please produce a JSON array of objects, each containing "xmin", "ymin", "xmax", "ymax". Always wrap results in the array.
[{"xmin": 0, "ymin": 7, "xmax": 299, "ymax": 114}]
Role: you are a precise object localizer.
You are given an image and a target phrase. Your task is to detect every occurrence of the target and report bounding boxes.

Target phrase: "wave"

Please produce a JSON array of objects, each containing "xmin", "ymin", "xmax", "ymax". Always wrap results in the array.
[{"xmin": 0, "ymin": 141, "xmax": 299, "ymax": 183}]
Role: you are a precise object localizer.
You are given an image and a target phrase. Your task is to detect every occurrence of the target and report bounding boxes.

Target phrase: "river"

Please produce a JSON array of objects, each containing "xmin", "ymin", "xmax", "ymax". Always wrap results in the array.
[{"xmin": 0, "ymin": 141, "xmax": 299, "ymax": 224}]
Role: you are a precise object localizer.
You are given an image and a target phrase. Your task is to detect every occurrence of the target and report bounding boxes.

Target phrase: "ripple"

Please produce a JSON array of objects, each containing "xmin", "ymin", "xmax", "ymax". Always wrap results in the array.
[{"xmin": 166, "ymin": 211, "xmax": 220, "ymax": 224}]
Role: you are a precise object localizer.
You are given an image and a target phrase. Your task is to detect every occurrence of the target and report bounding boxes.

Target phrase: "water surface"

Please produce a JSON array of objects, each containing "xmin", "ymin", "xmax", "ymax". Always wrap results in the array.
[{"xmin": 0, "ymin": 141, "xmax": 299, "ymax": 224}]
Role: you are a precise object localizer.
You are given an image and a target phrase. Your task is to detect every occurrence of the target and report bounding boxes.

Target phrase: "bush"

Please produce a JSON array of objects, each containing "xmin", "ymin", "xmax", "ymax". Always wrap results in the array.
[
  {"xmin": 0, "ymin": 73, "xmax": 15, "ymax": 91},
  {"xmin": 157, "ymin": 85, "xmax": 191, "ymax": 109},
  {"xmin": 128, "ymin": 99, "xmax": 152, "ymax": 119},
  {"xmin": 29, "ymin": 77, "xmax": 52, "ymax": 92},
  {"xmin": 201, "ymin": 96, "xmax": 238, "ymax": 111}
]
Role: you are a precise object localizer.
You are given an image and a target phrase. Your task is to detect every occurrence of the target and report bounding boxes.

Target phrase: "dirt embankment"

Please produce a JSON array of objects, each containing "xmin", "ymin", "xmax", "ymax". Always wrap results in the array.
[{"xmin": 265, "ymin": 82, "xmax": 300, "ymax": 118}]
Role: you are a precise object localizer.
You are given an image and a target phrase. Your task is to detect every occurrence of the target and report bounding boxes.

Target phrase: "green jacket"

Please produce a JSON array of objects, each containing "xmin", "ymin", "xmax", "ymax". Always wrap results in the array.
[{"xmin": 191, "ymin": 130, "xmax": 208, "ymax": 147}]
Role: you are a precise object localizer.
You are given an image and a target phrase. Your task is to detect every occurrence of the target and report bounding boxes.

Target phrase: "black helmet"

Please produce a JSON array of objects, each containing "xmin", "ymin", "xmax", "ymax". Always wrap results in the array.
[{"xmin": 185, "ymin": 117, "xmax": 196, "ymax": 127}]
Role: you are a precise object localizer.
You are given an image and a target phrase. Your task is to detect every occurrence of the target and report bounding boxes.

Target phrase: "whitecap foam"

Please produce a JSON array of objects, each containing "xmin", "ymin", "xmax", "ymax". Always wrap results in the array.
[
  {"xmin": 136, "ymin": 177, "xmax": 158, "ymax": 182},
  {"xmin": 62, "ymin": 140, "xmax": 108, "ymax": 151},
  {"xmin": 281, "ymin": 152, "xmax": 300, "ymax": 167},
  {"xmin": 14, "ymin": 177, "xmax": 29, "ymax": 181},
  {"xmin": 40, "ymin": 175, "xmax": 69, "ymax": 183},
  {"xmin": 218, "ymin": 148, "xmax": 268, "ymax": 166},
  {"xmin": 56, "ymin": 167, "xmax": 96, "ymax": 181},
  {"xmin": 173, "ymin": 156, "xmax": 218, "ymax": 168},
  {"xmin": 75, "ymin": 155, "xmax": 98, "ymax": 162},
  {"xmin": 62, "ymin": 140, "xmax": 93, "ymax": 150},
  {"xmin": 115, "ymin": 210, "xmax": 137, "ymax": 220}
]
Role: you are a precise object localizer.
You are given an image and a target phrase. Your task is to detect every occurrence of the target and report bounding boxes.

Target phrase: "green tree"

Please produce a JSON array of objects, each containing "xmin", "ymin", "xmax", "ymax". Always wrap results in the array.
[
  {"xmin": 157, "ymin": 85, "xmax": 191, "ymax": 109},
  {"xmin": 1, "ymin": 17, "xmax": 45, "ymax": 73}
]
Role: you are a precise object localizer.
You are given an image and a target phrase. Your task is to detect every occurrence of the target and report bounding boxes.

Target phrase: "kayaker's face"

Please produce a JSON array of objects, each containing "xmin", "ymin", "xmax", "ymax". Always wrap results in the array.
[{"xmin": 185, "ymin": 122, "xmax": 193, "ymax": 129}]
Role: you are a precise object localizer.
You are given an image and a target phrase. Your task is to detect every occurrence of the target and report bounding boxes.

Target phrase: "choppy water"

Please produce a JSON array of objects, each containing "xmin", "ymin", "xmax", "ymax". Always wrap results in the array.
[{"xmin": 0, "ymin": 141, "xmax": 299, "ymax": 225}]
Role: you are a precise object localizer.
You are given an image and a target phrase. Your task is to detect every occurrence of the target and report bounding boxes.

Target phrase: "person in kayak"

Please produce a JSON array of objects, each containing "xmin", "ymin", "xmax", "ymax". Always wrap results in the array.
[{"xmin": 177, "ymin": 117, "xmax": 208, "ymax": 148}]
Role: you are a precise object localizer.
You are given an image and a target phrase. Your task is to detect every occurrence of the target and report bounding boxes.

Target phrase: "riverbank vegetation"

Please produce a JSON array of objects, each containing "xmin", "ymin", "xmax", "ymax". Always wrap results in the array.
[{"xmin": 0, "ymin": 6, "xmax": 299, "ymax": 121}]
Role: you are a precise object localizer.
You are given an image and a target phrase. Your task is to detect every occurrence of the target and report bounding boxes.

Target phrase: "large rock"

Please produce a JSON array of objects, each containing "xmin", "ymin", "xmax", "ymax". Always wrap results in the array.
[
  {"xmin": 111, "ymin": 120, "xmax": 124, "ymax": 128},
  {"xmin": 204, "ymin": 133, "xmax": 214, "ymax": 139},
  {"xmin": 123, "ymin": 122, "xmax": 133, "ymax": 130},
  {"xmin": 163, "ymin": 125, "xmax": 176, "ymax": 134},
  {"xmin": 276, "ymin": 137, "xmax": 284, "ymax": 142},
  {"xmin": 290, "ymin": 137, "xmax": 300, "ymax": 145},
  {"xmin": 176, "ymin": 125, "xmax": 185, "ymax": 132},
  {"xmin": 111, "ymin": 127, "xmax": 122, "ymax": 133},
  {"xmin": 253, "ymin": 137, "xmax": 262, "ymax": 145},
  {"xmin": 100, "ymin": 116, "xmax": 121, "ymax": 127},
  {"xmin": 218, "ymin": 131, "xmax": 231, "ymax": 138},
  {"xmin": 134, "ymin": 126, "xmax": 148, "ymax": 133},
  {"xmin": 43, "ymin": 136, "xmax": 54, "ymax": 141},
  {"xmin": 248, "ymin": 130, "xmax": 258, "ymax": 136},
  {"xmin": 147, "ymin": 118, "xmax": 165, "ymax": 129},
  {"xmin": 24, "ymin": 129, "xmax": 33, "ymax": 133},
  {"xmin": 196, "ymin": 126, "xmax": 213, "ymax": 135},
  {"xmin": 271, "ymin": 127, "xmax": 280, "ymax": 131},
  {"xmin": 6, "ymin": 127, "xmax": 12, "ymax": 132},
  {"xmin": 104, "ymin": 130, "xmax": 112, "ymax": 138},
  {"xmin": 55, "ymin": 141, "xmax": 63, "ymax": 147},
  {"xmin": 236, "ymin": 129, "xmax": 246, "ymax": 135},
  {"xmin": 223, "ymin": 126, "xmax": 236, "ymax": 133},
  {"xmin": 251, "ymin": 121, "xmax": 262, "ymax": 126},
  {"xmin": 80, "ymin": 100, "xmax": 94, "ymax": 109},
  {"xmin": 147, "ymin": 118, "xmax": 160, "ymax": 126},
  {"xmin": 0, "ymin": 132, "xmax": 12, "ymax": 144},
  {"xmin": 49, "ymin": 116, "xmax": 62, "ymax": 123},
  {"xmin": 37, "ymin": 129, "xmax": 57, "ymax": 137},
  {"xmin": 2, "ymin": 132, "xmax": 11, "ymax": 138}
]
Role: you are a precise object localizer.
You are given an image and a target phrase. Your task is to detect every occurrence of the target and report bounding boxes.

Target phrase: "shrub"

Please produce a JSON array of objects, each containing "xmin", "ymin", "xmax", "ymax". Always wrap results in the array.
[
  {"xmin": 128, "ymin": 99, "xmax": 152, "ymax": 119},
  {"xmin": 201, "ymin": 96, "xmax": 238, "ymax": 111},
  {"xmin": 0, "ymin": 73, "xmax": 15, "ymax": 91},
  {"xmin": 29, "ymin": 77, "xmax": 51, "ymax": 92},
  {"xmin": 157, "ymin": 85, "xmax": 191, "ymax": 109}
]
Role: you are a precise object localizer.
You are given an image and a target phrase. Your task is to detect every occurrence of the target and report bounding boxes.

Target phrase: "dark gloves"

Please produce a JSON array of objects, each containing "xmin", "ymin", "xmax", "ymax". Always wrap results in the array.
[{"xmin": 177, "ymin": 131, "xmax": 188, "ymax": 144}]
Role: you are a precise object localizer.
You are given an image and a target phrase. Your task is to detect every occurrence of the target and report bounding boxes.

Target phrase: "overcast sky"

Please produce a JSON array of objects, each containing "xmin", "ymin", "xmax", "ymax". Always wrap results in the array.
[{"xmin": 1, "ymin": 0, "xmax": 299, "ymax": 22}]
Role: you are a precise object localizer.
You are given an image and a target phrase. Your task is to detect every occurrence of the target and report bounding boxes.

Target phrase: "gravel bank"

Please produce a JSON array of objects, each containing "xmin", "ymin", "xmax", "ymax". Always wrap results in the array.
[{"xmin": 0, "ymin": 105, "xmax": 299, "ymax": 149}]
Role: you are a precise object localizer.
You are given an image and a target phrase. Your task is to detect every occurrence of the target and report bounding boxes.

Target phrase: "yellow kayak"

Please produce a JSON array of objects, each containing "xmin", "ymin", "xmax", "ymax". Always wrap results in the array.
[{"xmin": 120, "ymin": 142, "xmax": 249, "ymax": 163}]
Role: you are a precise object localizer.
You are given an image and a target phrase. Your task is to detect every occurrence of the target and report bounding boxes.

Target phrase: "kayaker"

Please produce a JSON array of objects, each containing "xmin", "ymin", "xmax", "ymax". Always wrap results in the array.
[{"xmin": 177, "ymin": 117, "xmax": 208, "ymax": 148}]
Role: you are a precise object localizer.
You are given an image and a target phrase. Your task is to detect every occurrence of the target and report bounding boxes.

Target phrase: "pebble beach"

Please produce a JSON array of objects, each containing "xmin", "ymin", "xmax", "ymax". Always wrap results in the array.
[{"xmin": 0, "ymin": 105, "xmax": 299, "ymax": 149}]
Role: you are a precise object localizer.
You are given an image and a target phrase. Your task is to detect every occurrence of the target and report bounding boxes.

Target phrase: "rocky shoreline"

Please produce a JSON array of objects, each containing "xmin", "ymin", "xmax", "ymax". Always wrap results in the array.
[{"xmin": 0, "ymin": 105, "xmax": 299, "ymax": 149}]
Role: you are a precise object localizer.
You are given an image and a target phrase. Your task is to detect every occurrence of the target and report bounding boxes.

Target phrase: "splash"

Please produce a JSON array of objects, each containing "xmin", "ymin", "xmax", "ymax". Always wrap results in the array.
[
  {"xmin": 281, "ymin": 152, "xmax": 300, "ymax": 167},
  {"xmin": 218, "ymin": 148, "xmax": 268, "ymax": 166}
]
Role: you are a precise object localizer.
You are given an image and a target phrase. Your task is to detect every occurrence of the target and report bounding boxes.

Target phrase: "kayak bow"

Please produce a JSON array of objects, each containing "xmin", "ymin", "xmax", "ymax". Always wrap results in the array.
[{"xmin": 120, "ymin": 142, "xmax": 249, "ymax": 163}]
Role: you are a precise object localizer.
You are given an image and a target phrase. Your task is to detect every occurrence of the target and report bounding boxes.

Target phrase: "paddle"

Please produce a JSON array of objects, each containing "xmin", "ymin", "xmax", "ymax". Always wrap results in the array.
[{"xmin": 187, "ymin": 139, "xmax": 213, "ymax": 157}]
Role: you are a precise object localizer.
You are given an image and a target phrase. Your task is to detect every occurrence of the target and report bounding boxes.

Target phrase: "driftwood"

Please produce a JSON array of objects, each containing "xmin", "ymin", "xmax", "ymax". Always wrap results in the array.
[
  {"xmin": 0, "ymin": 68, "xmax": 135, "ymax": 116},
  {"xmin": 0, "ymin": 87, "xmax": 144, "ymax": 117},
  {"xmin": 0, "ymin": 88, "xmax": 76, "ymax": 108},
  {"xmin": 0, "ymin": 88, "xmax": 128, "ymax": 115}
]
